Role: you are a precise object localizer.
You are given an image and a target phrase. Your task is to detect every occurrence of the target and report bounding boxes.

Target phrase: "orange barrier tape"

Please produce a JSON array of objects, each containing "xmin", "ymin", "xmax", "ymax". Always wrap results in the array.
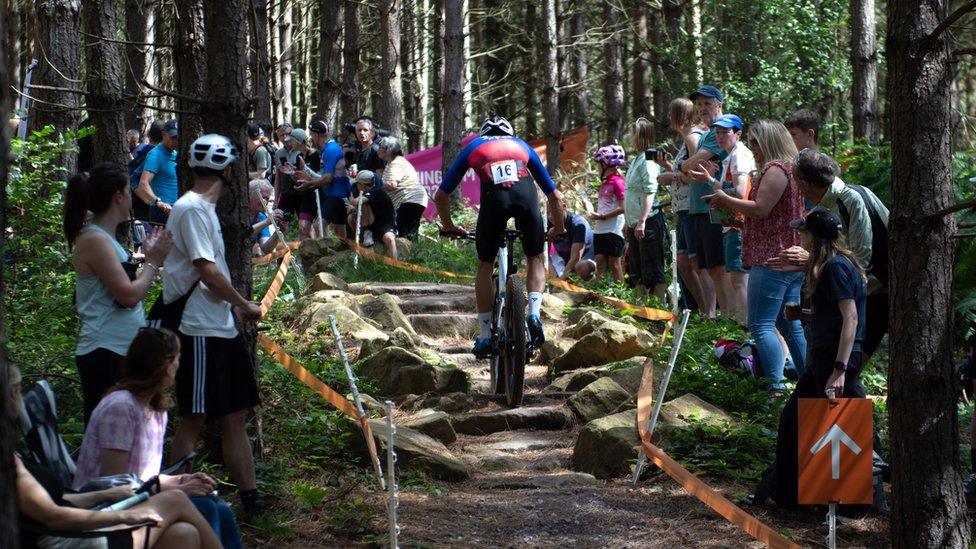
[
  {"xmin": 635, "ymin": 359, "xmax": 800, "ymax": 549},
  {"xmin": 343, "ymin": 238, "xmax": 475, "ymax": 280},
  {"xmin": 253, "ymin": 241, "xmax": 302, "ymax": 266},
  {"xmin": 549, "ymin": 278, "xmax": 676, "ymax": 322},
  {"xmin": 259, "ymin": 251, "xmax": 292, "ymax": 316}
]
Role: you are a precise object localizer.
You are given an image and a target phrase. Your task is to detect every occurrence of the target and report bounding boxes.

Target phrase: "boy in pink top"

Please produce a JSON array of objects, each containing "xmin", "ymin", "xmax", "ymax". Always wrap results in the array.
[{"xmin": 590, "ymin": 145, "xmax": 627, "ymax": 282}]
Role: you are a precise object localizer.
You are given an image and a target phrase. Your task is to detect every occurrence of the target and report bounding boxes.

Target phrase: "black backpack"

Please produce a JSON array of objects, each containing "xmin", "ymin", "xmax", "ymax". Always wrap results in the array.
[
  {"xmin": 836, "ymin": 184, "xmax": 889, "ymax": 288},
  {"xmin": 248, "ymin": 142, "xmax": 277, "ymax": 180},
  {"xmin": 715, "ymin": 339, "xmax": 762, "ymax": 379}
]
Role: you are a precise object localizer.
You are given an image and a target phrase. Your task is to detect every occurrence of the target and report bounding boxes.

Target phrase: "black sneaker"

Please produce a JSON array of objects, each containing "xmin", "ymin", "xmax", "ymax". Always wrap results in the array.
[
  {"xmin": 242, "ymin": 498, "xmax": 268, "ymax": 523},
  {"xmin": 527, "ymin": 314, "xmax": 545, "ymax": 349}
]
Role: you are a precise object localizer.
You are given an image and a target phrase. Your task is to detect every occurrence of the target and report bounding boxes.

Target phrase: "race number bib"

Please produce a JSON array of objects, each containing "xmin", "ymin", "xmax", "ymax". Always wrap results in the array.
[{"xmin": 489, "ymin": 160, "xmax": 519, "ymax": 186}]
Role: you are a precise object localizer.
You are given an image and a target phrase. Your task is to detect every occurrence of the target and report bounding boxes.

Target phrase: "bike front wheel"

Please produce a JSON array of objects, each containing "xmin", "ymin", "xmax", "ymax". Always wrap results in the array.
[{"xmin": 503, "ymin": 275, "xmax": 527, "ymax": 407}]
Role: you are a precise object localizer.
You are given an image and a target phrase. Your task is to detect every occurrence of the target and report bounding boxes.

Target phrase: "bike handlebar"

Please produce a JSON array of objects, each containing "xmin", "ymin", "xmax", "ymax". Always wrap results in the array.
[{"xmin": 439, "ymin": 229, "xmax": 477, "ymax": 241}]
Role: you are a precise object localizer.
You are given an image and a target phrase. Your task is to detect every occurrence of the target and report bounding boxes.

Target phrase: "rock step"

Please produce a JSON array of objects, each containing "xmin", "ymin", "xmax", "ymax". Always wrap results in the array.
[
  {"xmin": 398, "ymin": 293, "xmax": 477, "ymax": 314},
  {"xmin": 347, "ymin": 281, "xmax": 473, "ymax": 296},
  {"xmin": 452, "ymin": 405, "xmax": 574, "ymax": 436},
  {"xmin": 476, "ymin": 472, "xmax": 598, "ymax": 490},
  {"xmin": 409, "ymin": 313, "xmax": 478, "ymax": 339}
]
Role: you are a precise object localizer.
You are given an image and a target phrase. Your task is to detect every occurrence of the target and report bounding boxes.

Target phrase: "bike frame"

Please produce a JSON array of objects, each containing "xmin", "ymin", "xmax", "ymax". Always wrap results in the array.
[{"xmin": 492, "ymin": 231, "xmax": 520, "ymax": 345}]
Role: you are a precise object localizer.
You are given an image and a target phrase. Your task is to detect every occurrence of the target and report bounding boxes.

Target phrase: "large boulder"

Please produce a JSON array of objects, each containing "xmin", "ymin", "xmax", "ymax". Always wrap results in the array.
[
  {"xmin": 397, "ymin": 392, "xmax": 485, "ymax": 413},
  {"xmin": 408, "ymin": 313, "xmax": 478, "ymax": 339},
  {"xmin": 297, "ymin": 237, "xmax": 333, "ymax": 267},
  {"xmin": 551, "ymin": 322, "xmax": 654, "ymax": 373},
  {"xmin": 359, "ymin": 326, "xmax": 424, "ymax": 358},
  {"xmin": 544, "ymin": 367, "xmax": 604, "ymax": 393},
  {"xmin": 359, "ymin": 293, "xmax": 418, "ymax": 336},
  {"xmin": 658, "ymin": 394, "xmax": 735, "ymax": 431},
  {"xmin": 309, "ymin": 272, "xmax": 349, "ymax": 293},
  {"xmin": 540, "ymin": 293, "xmax": 567, "ymax": 321},
  {"xmin": 567, "ymin": 377, "xmax": 631, "ymax": 423},
  {"xmin": 309, "ymin": 253, "xmax": 350, "ymax": 276},
  {"xmin": 553, "ymin": 290, "xmax": 593, "ymax": 307},
  {"xmin": 357, "ymin": 347, "xmax": 468, "ymax": 397},
  {"xmin": 400, "ymin": 409, "xmax": 457, "ymax": 445},
  {"xmin": 565, "ymin": 307, "xmax": 607, "ymax": 326},
  {"xmin": 539, "ymin": 337, "xmax": 575, "ymax": 364},
  {"xmin": 352, "ymin": 420, "xmax": 468, "ymax": 481},
  {"xmin": 606, "ymin": 359, "xmax": 654, "ymax": 396},
  {"xmin": 564, "ymin": 310, "xmax": 614, "ymax": 339},
  {"xmin": 375, "ymin": 237, "xmax": 413, "ymax": 259},
  {"xmin": 300, "ymin": 303, "xmax": 387, "ymax": 345},
  {"xmin": 572, "ymin": 409, "xmax": 640, "ymax": 479},
  {"xmin": 451, "ymin": 405, "xmax": 574, "ymax": 436}
]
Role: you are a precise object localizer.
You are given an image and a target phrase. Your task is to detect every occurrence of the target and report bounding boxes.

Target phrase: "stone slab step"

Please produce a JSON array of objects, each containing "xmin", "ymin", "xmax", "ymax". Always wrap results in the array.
[
  {"xmin": 409, "ymin": 313, "xmax": 478, "ymax": 339},
  {"xmin": 398, "ymin": 293, "xmax": 477, "ymax": 314},
  {"xmin": 347, "ymin": 281, "xmax": 472, "ymax": 296},
  {"xmin": 452, "ymin": 405, "xmax": 574, "ymax": 436}
]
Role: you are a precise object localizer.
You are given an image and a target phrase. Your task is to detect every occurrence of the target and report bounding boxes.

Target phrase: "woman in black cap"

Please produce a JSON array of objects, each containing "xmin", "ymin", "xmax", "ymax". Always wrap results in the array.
[{"xmin": 757, "ymin": 206, "xmax": 868, "ymax": 508}]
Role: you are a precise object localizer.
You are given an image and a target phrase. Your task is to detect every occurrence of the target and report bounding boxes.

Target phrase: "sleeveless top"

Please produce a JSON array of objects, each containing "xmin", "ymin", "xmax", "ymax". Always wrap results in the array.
[
  {"xmin": 75, "ymin": 224, "xmax": 145, "ymax": 356},
  {"xmin": 742, "ymin": 160, "xmax": 805, "ymax": 268}
]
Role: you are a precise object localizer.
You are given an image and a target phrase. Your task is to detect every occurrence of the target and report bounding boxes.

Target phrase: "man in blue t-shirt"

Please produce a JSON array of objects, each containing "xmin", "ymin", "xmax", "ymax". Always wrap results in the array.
[
  {"xmin": 136, "ymin": 118, "xmax": 180, "ymax": 224},
  {"xmin": 294, "ymin": 120, "xmax": 351, "ymax": 239},
  {"xmin": 549, "ymin": 211, "xmax": 596, "ymax": 281}
]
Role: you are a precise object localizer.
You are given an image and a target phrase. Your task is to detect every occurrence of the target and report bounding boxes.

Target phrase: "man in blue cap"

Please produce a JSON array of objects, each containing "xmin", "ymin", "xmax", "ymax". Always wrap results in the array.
[
  {"xmin": 679, "ymin": 85, "xmax": 731, "ymax": 319},
  {"xmin": 136, "ymin": 118, "xmax": 180, "ymax": 224}
]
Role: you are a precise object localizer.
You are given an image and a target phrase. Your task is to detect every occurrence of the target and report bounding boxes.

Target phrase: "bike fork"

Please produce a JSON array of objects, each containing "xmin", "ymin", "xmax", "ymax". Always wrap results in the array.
[{"xmin": 496, "ymin": 245, "xmax": 508, "ymax": 342}]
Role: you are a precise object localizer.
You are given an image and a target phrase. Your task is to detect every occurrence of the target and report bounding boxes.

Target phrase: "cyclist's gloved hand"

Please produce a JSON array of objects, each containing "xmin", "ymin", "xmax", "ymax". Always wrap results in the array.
[{"xmin": 439, "ymin": 224, "xmax": 469, "ymax": 237}]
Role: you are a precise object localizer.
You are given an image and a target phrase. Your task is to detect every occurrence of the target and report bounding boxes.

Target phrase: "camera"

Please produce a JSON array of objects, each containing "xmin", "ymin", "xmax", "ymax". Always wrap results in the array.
[{"xmin": 644, "ymin": 149, "xmax": 659, "ymax": 161}]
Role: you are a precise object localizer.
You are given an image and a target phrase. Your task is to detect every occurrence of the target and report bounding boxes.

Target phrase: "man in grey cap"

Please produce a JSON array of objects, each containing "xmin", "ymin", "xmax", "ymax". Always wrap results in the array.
[
  {"xmin": 347, "ymin": 170, "xmax": 398, "ymax": 258},
  {"xmin": 136, "ymin": 118, "xmax": 180, "ymax": 224}
]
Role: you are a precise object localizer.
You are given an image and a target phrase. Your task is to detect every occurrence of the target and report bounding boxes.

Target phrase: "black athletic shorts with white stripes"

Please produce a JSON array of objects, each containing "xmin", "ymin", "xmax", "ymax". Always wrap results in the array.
[{"xmin": 175, "ymin": 333, "xmax": 260, "ymax": 418}]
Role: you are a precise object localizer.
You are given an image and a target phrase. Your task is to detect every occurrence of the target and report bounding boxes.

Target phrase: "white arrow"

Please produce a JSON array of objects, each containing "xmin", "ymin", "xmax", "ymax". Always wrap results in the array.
[{"xmin": 810, "ymin": 424, "xmax": 862, "ymax": 479}]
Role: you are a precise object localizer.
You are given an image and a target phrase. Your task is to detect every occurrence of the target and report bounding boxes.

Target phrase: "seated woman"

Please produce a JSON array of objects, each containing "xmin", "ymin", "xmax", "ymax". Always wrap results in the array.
[
  {"xmin": 72, "ymin": 328, "xmax": 243, "ymax": 549},
  {"xmin": 8, "ymin": 366, "xmax": 220, "ymax": 549}
]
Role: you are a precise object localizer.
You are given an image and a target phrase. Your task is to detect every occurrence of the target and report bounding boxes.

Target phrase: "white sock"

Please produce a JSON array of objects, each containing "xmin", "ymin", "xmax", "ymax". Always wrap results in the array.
[
  {"xmin": 528, "ymin": 292, "xmax": 543, "ymax": 317},
  {"xmin": 477, "ymin": 311, "xmax": 492, "ymax": 339}
]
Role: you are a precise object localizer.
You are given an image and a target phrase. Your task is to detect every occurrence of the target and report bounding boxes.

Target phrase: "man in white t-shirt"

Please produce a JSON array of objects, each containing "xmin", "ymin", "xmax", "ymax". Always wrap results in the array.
[{"xmin": 164, "ymin": 134, "xmax": 266, "ymax": 519}]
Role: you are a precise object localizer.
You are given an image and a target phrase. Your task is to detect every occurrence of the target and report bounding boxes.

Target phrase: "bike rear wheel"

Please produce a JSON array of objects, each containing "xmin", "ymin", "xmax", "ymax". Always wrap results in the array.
[
  {"xmin": 503, "ymin": 276, "xmax": 527, "ymax": 407},
  {"xmin": 489, "ymin": 275, "xmax": 505, "ymax": 395}
]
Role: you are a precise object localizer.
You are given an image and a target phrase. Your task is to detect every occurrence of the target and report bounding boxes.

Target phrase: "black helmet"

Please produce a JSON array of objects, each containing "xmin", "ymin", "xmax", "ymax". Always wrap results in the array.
[{"xmin": 480, "ymin": 114, "xmax": 514, "ymax": 137}]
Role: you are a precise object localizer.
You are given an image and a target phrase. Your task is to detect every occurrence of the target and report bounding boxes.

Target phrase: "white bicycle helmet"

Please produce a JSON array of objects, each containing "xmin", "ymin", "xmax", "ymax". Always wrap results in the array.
[
  {"xmin": 480, "ymin": 114, "xmax": 514, "ymax": 137},
  {"xmin": 188, "ymin": 134, "xmax": 238, "ymax": 170}
]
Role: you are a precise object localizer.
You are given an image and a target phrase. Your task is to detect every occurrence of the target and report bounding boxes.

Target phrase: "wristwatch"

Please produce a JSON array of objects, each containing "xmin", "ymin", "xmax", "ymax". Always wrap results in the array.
[
  {"xmin": 150, "ymin": 197, "xmax": 159, "ymax": 207},
  {"xmin": 833, "ymin": 361, "xmax": 848, "ymax": 372}
]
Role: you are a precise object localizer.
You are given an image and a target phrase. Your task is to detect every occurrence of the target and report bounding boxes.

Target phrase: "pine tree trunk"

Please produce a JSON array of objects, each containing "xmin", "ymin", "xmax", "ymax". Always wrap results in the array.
[
  {"xmin": 631, "ymin": 4, "xmax": 650, "ymax": 119},
  {"xmin": 469, "ymin": 0, "xmax": 484, "ymax": 119},
  {"xmin": 269, "ymin": 0, "xmax": 281, "ymax": 122},
  {"xmin": 379, "ymin": 0, "xmax": 404, "ymax": 136},
  {"xmin": 851, "ymin": 0, "xmax": 880, "ymax": 145},
  {"xmin": 202, "ymin": 0, "xmax": 254, "ymax": 342},
  {"xmin": 0, "ymin": 2, "xmax": 19, "ymax": 543},
  {"xmin": 341, "ymin": 0, "xmax": 360, "ymax": 123},
  {"xmin": 82, "ymin": 0, "xmax": 128, "ymax": 168},
  {"xmin": 124, "ymin": 0, "xmax": 151, "ymax": 132},
  {"xmin": 431, "ymin": 0, "xmax": 444, "ymax": 145},
  {"xmin": 662, "ymin": 0, "xmax": 681, "ymax": 100},
  {"xmin": 401, "ymin": 0, "xmax": 425, "ymax": 151},
  {"xmin": 173, "ymin": 0, "xmax": 206, "ymax": 194},
  {"xmin": 250, "ymin": 0, "xmax": 273, "ymax": 128},
  {"xmin": 686, "ymin": 0, "xmax": 703, "ymax": 82},
  {"xmin": 522, "ymin": 1, "xmax": 538, "ymax": 138},
  {"xmin": 441, "ymin": 0, "xmax": 464, "ymax": 176},
  {"xmin": 570, "ymin": 6, "xmax": 588, "ymax": 128},
  {"xmin": 602, "ymin": 1, "xmax": 624, "ymax": 144},
  {"xmin": 556, "ymin": 0, "xmax": 570, "ymax": 131},
  {"xmin": 317, "ymin": 0, "xmax": 341, "ymax": 128},
  {"xmin": 887, "ymin": 0, "xmax": 970, "ymax": 546},
  {"xmin": 541, "ymin": 0, "xmax": 560, "ymax": 174},
  {"xmin": 483, "ymin": 0, "xmax": 509, "ymax": 119},
  {"xmin": 279, "ymin": 0, "xmax": 293, "ymax": 123},
  {"xmin": 31, "ymin": 0, "xmax": 82, "ymax": 170},
  {"xmin": 649, "ymin": 8, "xmax": 667, "ymax": 140}
]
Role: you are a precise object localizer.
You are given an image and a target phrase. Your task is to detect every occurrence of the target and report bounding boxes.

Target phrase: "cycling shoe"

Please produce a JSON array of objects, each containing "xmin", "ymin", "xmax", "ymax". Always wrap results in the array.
[
  {"xmin": 527, "ymin": 314, "xmax": 545, "ymax": 349},
  {"xmin": 472, "ymin": 337, "xmax": 493, "ymax": 359}
]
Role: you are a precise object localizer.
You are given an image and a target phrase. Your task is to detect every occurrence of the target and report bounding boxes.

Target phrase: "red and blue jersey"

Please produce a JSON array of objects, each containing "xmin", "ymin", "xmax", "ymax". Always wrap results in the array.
[{"xmin": 439, "ymin": 136, "xmax": 557, "ymax": 195}]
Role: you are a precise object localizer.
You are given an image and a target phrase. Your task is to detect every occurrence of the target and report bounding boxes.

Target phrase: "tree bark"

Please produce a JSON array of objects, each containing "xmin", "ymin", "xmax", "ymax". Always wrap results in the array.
[
  {"xmin": 278, "ymin": 0, "xmax": 293, "ymax": 124},
  {"xmin": 341, "ymin": 0, "xmax": 361, "ymax": 123},
  {"xmin": 686, "ymin": 0, "xmax": 703, "ymax": 82},
  {"xmin": 401, "ymin": 0, "xmax": 425, "ymax": 151},
  {"xmin": 569, "ymin": 6, "xmax": 588, "ymax": 128},
  {"xmin": 649, "ymin": 8, "xmax": 667, "ymax": 140},
  {"xmin": 631, "ymin": 3, "xmax": 650, "ymax": 119},
  {"xmin": 31, "ymin": 0, "xmax": 82, "ymax": 170},
  {"xmin": 250, "ymin": 0, "xmax": 273, "ymax": 128},
  {"xmin": 887, "ymin": 0, "xmax": 971, "ymax": 546},
  {"xmin": 441, "ymin": 0, "xmax": 464, "ymax": 177},
  {"xmin": 851, "ymin": 0, "xmax": 880, "ymax": 145},
  {"xmin": 602, "ymin": 1, "xmax": 624, "ymax": 144},
  {"xmin": 522, "ymin": 1, "xmax": 538, "ymax": 138},
  {"xmin": 0, "ymin": 2, "xmax": 19, "ymax": 544},
  {"xmin": 556, "ymin": 0, "xmax": 570, "ymax": 131},
  {"xmin": 317, "ymin": 0, "xmax": 342, "ymax": 129},
  {"xmin": 431, "ymin": 0, "xmax": 444, "ymax": 145},
  {"xmin": 124, "ymin": 0, "xmax": 151, "ymax": 132},
  {"xmin": 541, "ymin": 0, "xmax": 560, "ymax": 174},
  {"xmin": 661, "ymin": 0, "xmax": 681, "ymax": 100},
  {"xmin": 482, "ymin": 0, "xmax": 509, "ymax": 119},
  {"xmin": 82, "ymin": 0, "xmax": 128, "ymax": 168},
  {"xmin": 173, "ymin": 0, "xmax": 206, "ymax": 194},
  {"xmin": 379, "ymin": 0, "xmax": 404, "ymax": 136}
]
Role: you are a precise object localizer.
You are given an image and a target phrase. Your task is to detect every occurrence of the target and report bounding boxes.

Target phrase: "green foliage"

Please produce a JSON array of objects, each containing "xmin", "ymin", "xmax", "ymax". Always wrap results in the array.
[
  {"xmin": 399, "ymin": 471, "xmax": 446, "ymax": 495},
  {"xmin": 291, "ymin": 480, "xmax": 330, "ymax": 508},
  {"xmin": 668, "ymin": 417, "xmax": 776, "ymax": 481}
]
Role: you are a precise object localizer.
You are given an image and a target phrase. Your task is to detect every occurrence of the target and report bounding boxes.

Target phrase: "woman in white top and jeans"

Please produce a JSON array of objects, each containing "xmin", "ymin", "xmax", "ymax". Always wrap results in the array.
[
  {"xmin": 63, "ymin": 163, "xmax": 172, "ymax": 423},
  {"xmin": 377, "ymin": 136, "xmax": 429, "ymax": 239}
]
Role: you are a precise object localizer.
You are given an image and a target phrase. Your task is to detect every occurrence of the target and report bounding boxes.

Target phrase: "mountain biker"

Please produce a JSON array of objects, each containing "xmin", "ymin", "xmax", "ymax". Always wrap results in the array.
[{"xmin": 433, "ymin": 114, "xmax": 566, "ymax": 358}]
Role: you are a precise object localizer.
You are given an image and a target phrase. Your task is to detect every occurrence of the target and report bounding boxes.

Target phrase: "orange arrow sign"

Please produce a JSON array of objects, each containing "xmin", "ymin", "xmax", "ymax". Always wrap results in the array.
[{"xmin": 797, "ymin": 398, "xmax": 873, "ymax": 505}]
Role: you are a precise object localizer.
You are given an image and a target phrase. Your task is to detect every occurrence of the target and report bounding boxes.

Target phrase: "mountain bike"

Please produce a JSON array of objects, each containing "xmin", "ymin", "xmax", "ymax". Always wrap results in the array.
[{"xmin": 443, "ymin": 229, "xmax": 529, "ymax": 407}]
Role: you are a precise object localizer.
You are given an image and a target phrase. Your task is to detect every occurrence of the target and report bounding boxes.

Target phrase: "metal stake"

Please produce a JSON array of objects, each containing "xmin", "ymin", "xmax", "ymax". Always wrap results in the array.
[
  {"xmin": 329, "ymin": 315, "xmax": 386, "ymax": 490},
  {"xmin": 354, "ymin": 199, "xmax": 363, "ymax": 269},
  {"xmin": 314, "ymin": 188, "xmax": 325, "ymax": 238},
  {"xmin": 668, "ymin": 228, "xmax": 680, "ymax": 315},
  {"xmin": 631, "ymin": 309, "xmax": 692, "ymax": 484},
  {"xmin": 386, "ymin": 400, "xmax": 400, "ymax": 549},
  {"xmin": 827, "ymin": 502, "xmax": 837, "ymax": 549}
]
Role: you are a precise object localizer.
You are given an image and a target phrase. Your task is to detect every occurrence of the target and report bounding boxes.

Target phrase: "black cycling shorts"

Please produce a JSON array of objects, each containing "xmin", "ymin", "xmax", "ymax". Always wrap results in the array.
[{"xmin": 475, "ymin": 176, "xmax": 545, "ymax": 263}]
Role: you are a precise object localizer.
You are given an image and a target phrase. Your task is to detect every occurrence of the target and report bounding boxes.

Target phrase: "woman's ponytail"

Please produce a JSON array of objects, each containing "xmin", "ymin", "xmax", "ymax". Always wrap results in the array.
[{"xmin": 63, "ymin": 172, "xmax": 91, "ymax": 248}]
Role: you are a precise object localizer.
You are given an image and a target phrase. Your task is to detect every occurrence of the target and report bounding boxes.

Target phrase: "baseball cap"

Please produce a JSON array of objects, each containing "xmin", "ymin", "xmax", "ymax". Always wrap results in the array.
[
  {"xmin": 247, "ymin": 122, "xmax": 263, "ymax": 138},
  {"xmin": 284, "ymin": 128, "xmax": 309, "ymax": 143},
  {"xmin": 690, "ymin": 85, "xmax": 725, "ymax": 102},
  {"xmin": 355, "ymin": 170, "xmax": 377, "ymax": 185},
  {"xmin": 711, "ymin": 114, "xmax": 743, "ymax": 131},
  {"xmin": 164, "ymin": 119, "xmax": 179, "ymax": 137},
  {"xmin": 789, "ymin": 206, "xmax": 842, "ymax": 240},
  {"xmin": 309, "ymin": 121, "xmax": 329, "ymax": 134}
]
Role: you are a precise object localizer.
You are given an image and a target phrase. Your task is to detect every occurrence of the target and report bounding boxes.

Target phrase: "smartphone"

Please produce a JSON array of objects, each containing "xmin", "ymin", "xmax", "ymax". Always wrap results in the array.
[{"xmin": 644, "ymin": 149, "xmax": 658, "ymax": 161}]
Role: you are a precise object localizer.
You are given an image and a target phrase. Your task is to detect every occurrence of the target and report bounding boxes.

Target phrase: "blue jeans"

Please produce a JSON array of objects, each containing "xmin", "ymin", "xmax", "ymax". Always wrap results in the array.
[
  {"xmin": 191, "ymin": 496, "xmax": 243, "ymax": 549},
  {"xmin": 746, "ymin": 267, "xmax": 807, "ymax": 388}
]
